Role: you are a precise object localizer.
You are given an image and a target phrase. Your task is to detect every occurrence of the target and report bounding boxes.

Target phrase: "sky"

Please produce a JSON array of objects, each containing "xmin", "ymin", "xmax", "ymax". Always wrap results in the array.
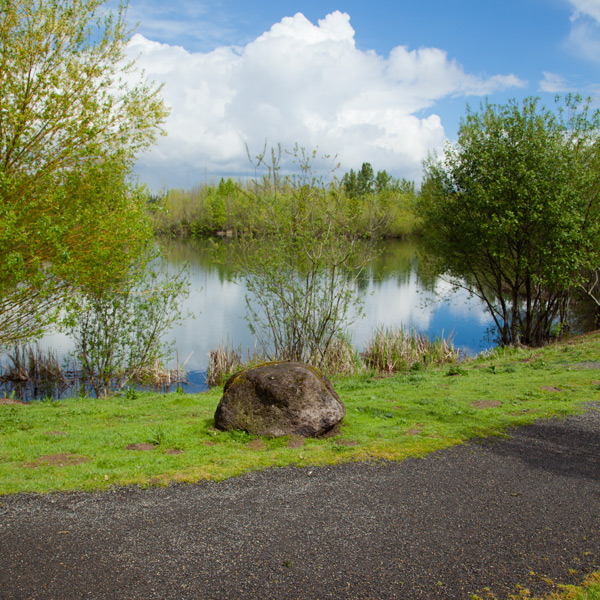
[{"xmin": 121, "ymin": 0, "xmax": 600, "ymax": 191}]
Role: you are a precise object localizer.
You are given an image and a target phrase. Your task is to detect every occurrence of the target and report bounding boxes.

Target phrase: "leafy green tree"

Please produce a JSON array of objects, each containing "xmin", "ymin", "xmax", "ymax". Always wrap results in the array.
[
  {"xmin": 342, "ymin": 162, "xmax": 375, "ymax": 198},
  {"xmin": 342, "ymin": 163, "xmax": 403, "ymax": 198},
  {"xmin": 237, "ymin": 146, "xmax": 375, "ymax": 366},
  {"xmin": 356, "ymin": 162, "xmax": 375, "ymax": 196},
  {"xmin": 341, "ymin": 168, "xmax": 356, "ymax": 197},
  {"xmin": 69, "ymin": 250, "xmax": 190, "ymax": 397},
  {"xmin": 420, "ymin": 96, "xmax": 600, "ymax": 346},
  {"xmin": 374, "ymin": 169, "xmax": 393, "ymax": 194},
  {"xmin": 0, "ymin": 0, "xmax": 168, "ymax": 348}
]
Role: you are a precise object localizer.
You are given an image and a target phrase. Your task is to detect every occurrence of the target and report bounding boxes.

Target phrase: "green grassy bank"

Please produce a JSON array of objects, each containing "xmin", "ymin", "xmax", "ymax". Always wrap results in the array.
[{"xmin": 1, "ymin": 332, "xmax": 599, "ymax": 496}]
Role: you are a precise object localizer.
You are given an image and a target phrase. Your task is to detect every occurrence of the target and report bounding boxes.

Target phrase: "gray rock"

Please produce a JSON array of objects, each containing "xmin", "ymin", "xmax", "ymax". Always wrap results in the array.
[{"xmin": 214, "ymin": 361, "xmax": 345, "ymax": 437}]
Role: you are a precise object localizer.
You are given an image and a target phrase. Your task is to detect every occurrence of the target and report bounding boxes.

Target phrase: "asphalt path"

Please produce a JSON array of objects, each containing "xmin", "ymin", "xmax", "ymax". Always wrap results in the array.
[{"xmin": 1, "ymin": 406, "xmax": 599, "ymax": 599}]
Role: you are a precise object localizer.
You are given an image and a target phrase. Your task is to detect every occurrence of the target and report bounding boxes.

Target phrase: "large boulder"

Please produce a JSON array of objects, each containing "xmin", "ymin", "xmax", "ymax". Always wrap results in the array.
[{"xmin": 214, "ymin": 361, "xmax": 345, "ymax": 438}]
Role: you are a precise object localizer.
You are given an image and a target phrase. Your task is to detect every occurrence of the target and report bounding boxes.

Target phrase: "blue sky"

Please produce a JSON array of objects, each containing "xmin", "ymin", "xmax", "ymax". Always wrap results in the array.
[{"xmin": 123, "ymin": 0, "xmax": 600, "ymax": 190}]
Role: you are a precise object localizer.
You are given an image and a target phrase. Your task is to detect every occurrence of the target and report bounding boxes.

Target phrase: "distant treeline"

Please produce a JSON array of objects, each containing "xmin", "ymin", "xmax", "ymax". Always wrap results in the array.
[{"xmin": 149, "ymin": 163, "xmax": 420, "ymax": 239}]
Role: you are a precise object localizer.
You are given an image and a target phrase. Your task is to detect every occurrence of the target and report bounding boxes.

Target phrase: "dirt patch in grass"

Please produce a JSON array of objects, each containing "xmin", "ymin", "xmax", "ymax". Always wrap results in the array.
[
  {"xmin": 24, "ymin": 453, "xmax": 89, "ymax": 468},
  {"xmin": 471, "ymin": 400, "xmax": 502, "ymax": 409},
  {"xmin": 541, "ymin": 386, "xmax": 563, "ymax": 392},
  {"xmin": 405, "ymin": 427, "xmax": 423, "ymax": 436},
  {"xmin": 44, "ymin": 431, "xmax": 67, "ymax": 436},
  {"xmin": 165, "ymin": 449, "xmax": 183, "ymax": 455},
  {"xmin": 319, "ymin": 423, "xmax": 342, "ymax": 438},
  {"xmin": 247, "ymin": 439, "xmax": 266, "ymax": 451},
  {"xmin": 287, "ymin": 436, "xmax": 305, "ymax": 449},
  {"xmin": 126, "ymin": 443, "xmax": 156, "ymax": 452},
  {"xmin": 336, "ymin": 439, "xmax": 359, "ymax": 446},
  {"xmin": 0, "ymin": 397, "xmax": 25, "ymax": 405}
]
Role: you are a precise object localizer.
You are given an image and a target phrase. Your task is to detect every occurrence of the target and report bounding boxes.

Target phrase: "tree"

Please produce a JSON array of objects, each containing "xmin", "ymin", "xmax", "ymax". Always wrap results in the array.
[
  {"xmin": 0, "ymin": 0, "xmax": 168, "ymax": 348},
  {"xmin": 237, "ymin": 146, "xmax": 375, "ymax": 366},
  {"xmin": 69, "ymin": 250, "xmax": 189, "ymax": 397},
  {"xmin": 579, "ymin": 267, "xmax": 600, "ymax": 326},
  {"xmin": 420, "ymin": 96, "xmax": 600, "ymax": 346},
  {"xmin": 342, "ymin": 162, "xmax": 391, "ymax": 198}
]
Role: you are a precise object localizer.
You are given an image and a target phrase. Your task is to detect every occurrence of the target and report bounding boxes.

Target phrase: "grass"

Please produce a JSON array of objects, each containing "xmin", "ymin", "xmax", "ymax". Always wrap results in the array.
[
  {"xmin": 1, "ymin": 332, "xmax": 599, "ymax": 598},
  {"xmin": 1, "ymin": 331, "xmax": 599, "ymax": 496},
  {"xmin": 362, "ymin": 325, "xmax": 459, "ymax": 372},
  {"xmin": 470, "ymin": 570, "xmax": 600, "ymax": 599}
]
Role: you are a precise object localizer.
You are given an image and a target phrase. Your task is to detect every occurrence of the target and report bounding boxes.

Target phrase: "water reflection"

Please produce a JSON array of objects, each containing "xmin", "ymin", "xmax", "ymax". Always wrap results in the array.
[
  {"xmin": 1, "ymin": 238, "xmax": 495, "ymax": 398},
  {"xmin": 164, "ymin": 238, "xmax": 494, "ymax": 379}
]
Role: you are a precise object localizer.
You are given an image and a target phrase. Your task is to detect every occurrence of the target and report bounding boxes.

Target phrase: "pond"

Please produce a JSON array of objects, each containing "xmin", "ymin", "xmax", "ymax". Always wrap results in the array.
[
  {"xmin": 157, "ymin": 238, "xmax": 494, "ymax": 390},
  {"xmin": 2, "ymin": 238, "xmax": 495, "ymax": 398}
]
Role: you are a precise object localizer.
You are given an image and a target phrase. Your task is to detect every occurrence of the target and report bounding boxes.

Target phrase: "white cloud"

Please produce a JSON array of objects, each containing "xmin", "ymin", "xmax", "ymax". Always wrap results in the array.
[
  {"xmin": 539, "ymin": 71, "xmax": 571, "ymax": 92},
  {"xmin": 567, "ymin": 0, "xmax": 600, "ymax": 61},
  {"xmin": 128, "ymin": 11, "xmax": 524, "ymax": 190},
  {"xmin": 569, "ymin": 0, "xmax": 600, "ymax": 22},
  {"xmin": 568, "ymin": 20, "xmax": 600, "ymax": 61},
  {"xmin": 122, "ymin": 0, "xmax": 233, "ymax": 51}
]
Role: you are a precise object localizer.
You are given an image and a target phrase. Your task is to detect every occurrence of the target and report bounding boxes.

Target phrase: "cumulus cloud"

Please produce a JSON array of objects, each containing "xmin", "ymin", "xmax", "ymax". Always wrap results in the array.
[{"xmin": 128, "ymin": 11, "xmax": 524, "ymax": 190}]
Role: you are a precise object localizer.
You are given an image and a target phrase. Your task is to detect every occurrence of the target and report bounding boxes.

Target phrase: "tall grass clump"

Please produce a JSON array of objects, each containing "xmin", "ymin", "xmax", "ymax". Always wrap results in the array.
[
  {"xmin": 206, "ymin": 336, "xmax": 365, "ymax": 388},
  {"xmin": 319, "ymin": 336, "xmax": 365, "ymax": 376},
  {"xmin": 363, "ymin": 326, "xmax": 459, "ymax": 373},
  {"xmin": 206, "ymin": 343, "xmax": 268, "ymax": 388}
]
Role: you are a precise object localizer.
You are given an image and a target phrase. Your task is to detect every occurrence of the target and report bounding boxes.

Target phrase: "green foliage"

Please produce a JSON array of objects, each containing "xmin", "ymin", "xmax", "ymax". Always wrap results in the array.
[
  {"xmin": 445, "ymin": 365, "xmax": 468, "ymax": 377},
  {"xmin": 68, "ymin": 250, "xmax": 190, "ymax": 397},
  {"xmin": 0, "ymin": 0, "xmax": 168, "ymax": 348},
  {"xmin": 342, "ymin": 162, "xmax": 375, "ymax": 197},
  {"xmin": 147, "ymin": 426, "xmax": 167, "ymax": 446},
  {"xmin": 341, "ymin": 162, "xmax": 406, "ymax": 198},
  {"xmin": 420, "ymin": 96, "xmax": 600, "ymax": 346},
  {"xmin": 235, "ymin": 145, "xmax": 377, "ymax": 365},
  {"xmin": 149, "ymin": 171, "xmax": 420, "ymax": 240},
  {"xmin": 123, "ymin": 387, "xmax": 138, "ymax": 401},
  {"xmin": 0, "ymin": 331, "xmax": 598, "ymax": 494}
]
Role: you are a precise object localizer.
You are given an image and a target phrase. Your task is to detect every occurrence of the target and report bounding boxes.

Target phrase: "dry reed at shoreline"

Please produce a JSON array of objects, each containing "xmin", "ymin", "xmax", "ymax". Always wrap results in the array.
[
  {"xmin": 0, "ymin": 345, "xmax": 189, "ymax": 401},
  {"xmin": 206, "ymin": 327, "xmax": 459, "ymax": 387}
]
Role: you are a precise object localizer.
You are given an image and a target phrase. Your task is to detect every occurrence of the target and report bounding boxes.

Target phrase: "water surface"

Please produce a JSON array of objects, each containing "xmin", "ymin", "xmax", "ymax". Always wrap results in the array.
[{"xmin": 3, "ymin": 238, "xmax": 495, "ymax": 397}]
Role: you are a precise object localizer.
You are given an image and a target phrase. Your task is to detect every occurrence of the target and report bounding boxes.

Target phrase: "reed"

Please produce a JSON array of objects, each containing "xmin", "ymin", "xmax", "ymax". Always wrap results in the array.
[
  {"xmin": 206, "ymin": 328, "xmax": 459, "ymax": 388},
  {"xmin": 362, "ymin": 326, "xmax": 459, "ymax": 373},
  {"xmin": 0, "ymin": 344, "xmax": 75, "ymax": 400},
  {"xmin": 126, "ymin": 356, "xmax": 189, "ymax": 390},
  {"xmin": 206, "ymin": 337, "xmax": 364, "ymax": 387},
  {"xmin": 0, "ymin": 345, "xmax": 190, "ymax": 400},
  {"xmin": 319, "ymin": 336, "xmax": 365, "ymax": 376},
  {"xmin": 206, "ymin": 343, "xmax": 267, "ymax": 388},
  {"xmin": 1, "ymin": 345, "xmax": 72, "ymax": 383}
]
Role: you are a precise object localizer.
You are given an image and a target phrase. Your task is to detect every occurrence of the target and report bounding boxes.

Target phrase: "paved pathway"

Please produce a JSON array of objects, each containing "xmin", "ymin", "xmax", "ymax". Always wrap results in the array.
[{"xmin": 1, "ymin": 407, "xmax": 599, "ymax": 599}]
